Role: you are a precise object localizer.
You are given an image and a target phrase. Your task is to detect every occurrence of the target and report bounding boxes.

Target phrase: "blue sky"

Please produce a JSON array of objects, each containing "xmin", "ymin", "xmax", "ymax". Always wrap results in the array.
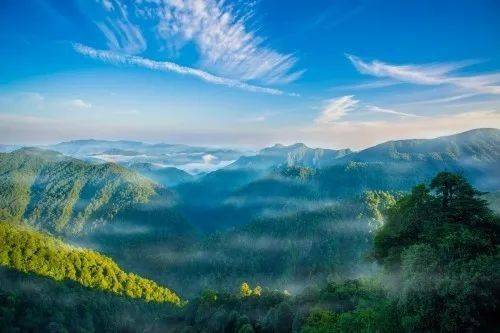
[{"xmin": 1, "ymin": 0, "xmax": 499, "ymax": 149}]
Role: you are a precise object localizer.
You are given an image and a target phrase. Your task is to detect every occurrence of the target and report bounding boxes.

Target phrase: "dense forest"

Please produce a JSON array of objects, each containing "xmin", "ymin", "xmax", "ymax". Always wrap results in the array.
[
  {"xmin": 0, "ymin": 129, "xmax": 499, "ymax": 332},
  {"xmin": 0, "ymin": 222, "xmax": 181, "ymax": 305},
  {"xmin": 0, "ymin": 148, "xmax": 184, "ymax": 235},
  {"xmin": 1, "ymin": 172, "xmax": 498, "ymax": 332}
]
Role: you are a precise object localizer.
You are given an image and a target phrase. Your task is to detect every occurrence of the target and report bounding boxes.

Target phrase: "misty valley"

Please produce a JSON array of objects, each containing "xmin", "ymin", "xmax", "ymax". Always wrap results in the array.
[{"xmin": 0, "ymin": 128, "xmax": 498, "ymax": 332}]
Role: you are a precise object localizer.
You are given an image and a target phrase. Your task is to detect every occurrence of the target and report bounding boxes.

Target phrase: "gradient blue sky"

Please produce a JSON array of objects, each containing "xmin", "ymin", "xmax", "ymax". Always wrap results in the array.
[{"xmin": 1, "ymin": 0, "xmax": 499, "ymax": 149}]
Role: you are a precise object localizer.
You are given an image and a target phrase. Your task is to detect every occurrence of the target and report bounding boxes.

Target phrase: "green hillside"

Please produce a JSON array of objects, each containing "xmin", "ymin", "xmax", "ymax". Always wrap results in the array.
[
  {"xmin": 0, "ymin": 266, "xmax": 177, "ymax": 332},
  {"xmin": 0, "ymin": 221, "xmax": 181, "ymax": 305},
  {"xmin": 0, "ymin": 148, "xmax": 161, "ymax": 235}
]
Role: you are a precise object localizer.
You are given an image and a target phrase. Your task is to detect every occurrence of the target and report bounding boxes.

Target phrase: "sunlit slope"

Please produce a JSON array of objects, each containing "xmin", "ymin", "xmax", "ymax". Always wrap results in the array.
[
  {"xmin": 0, "ymin": 222, "xmax": 182, "ymax": 305},
  {"xmin": 0, "ymin": 148, "xmax": 175, "ymax": 235}
]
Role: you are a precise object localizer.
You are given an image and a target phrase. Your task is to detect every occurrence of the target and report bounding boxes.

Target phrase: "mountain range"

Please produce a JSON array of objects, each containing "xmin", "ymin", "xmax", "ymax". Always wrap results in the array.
[
  {"xmin": 173, "ymin": 128, "xmax": 499, "ymax": 232},
  {"xmin": 0, "ymin": 128, "xmax": 498, "ymax": 296}
]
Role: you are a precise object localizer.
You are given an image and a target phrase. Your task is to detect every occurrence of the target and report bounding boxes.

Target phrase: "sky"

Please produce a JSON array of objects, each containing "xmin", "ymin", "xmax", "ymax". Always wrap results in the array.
[{"xmin": 1, "ymin": 0, "xmax": 499, "ymax": 149}]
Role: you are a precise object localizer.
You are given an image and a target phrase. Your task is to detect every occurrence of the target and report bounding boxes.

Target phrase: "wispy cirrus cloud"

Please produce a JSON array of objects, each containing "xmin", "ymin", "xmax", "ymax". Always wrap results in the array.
[
  {"xmin": 135, "ymin": 0, "xmax": 304, "ymax": 85},
  {"xmin": 315, "ymin": 95, "xmax": 359, "ymax": 123},
  {"xmin": 93, "ymin": 0, "xmax": 147, "ymax": 54},
  {"xmin": 87, "ymin": 0, "xmax": 303, "ymax": 86},
  {"xmin": 315, "ymin": 95, "xmax": 417, "ymax": 123},
  {"xmin": 73, "ymin": 43, "xmax": 294, "ymax": 96},
  {"xmin": 365, "ymin": 105, "xmax": 419, "ymax": 117},
  {"xmin": 346, "ymin": 54, "xmax": 500, "ymax": 95}
]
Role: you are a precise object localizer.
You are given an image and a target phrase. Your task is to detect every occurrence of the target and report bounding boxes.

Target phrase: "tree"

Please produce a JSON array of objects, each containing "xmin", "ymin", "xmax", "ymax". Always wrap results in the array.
[
  {"xmin": 240, "ymin": 282, "xmax": 252, "ymax": 297},
  {"xmin": 373, "ymin": 172, "xmax": 499, "ymax": 331},
  {"xmin": 252, "ymin": 286, "xmax": 262, "ymax": 296}
]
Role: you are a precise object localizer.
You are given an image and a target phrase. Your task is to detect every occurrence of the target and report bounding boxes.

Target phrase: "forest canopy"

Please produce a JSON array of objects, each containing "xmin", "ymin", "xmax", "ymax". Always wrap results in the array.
[{"xmin": 0, "ymin": 222, "xmax": 181, "ymax": 305}]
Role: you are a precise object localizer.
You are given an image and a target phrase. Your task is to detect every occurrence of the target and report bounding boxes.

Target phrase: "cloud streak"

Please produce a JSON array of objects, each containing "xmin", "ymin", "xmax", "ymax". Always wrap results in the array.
[
  {"xmin": 90, "ymin": 0, "xmax": 303, "ymax": 85},
  {"xmin": 73, "ymin": 43, "xmax": 295, "ymax": 96},
  {"xmin": 315, "ymin": 95, "xmax": 359, "ymax": 123},
  {"xmin": 347, "ymin": 54, "xmax": 500, "ymax": 95},
  {"xmin": 93, "ymin": 0, "xmax": 147, "ymax": 54},
  {"xmin": 366, "ymin": 105, "xmax": 419, "ymax": 117},
  {"xmin": 134, "ymin": 0, "xmax": 304, "ymax": 85},
  {"xmin": 315, "ymin": 95, "xmax": 417, "ymax": 123}
]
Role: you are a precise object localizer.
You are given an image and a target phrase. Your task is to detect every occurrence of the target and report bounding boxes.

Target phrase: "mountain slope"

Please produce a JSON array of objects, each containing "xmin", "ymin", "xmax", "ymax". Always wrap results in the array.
[
  {"xmin": 128, "ymin": 162, "xmax": 194, "ymax": 187},
  {"xmin": 348, "ymin": 128, "xmax": 500, "ymax": 163},
  {"xmin": 0, "ymin": 222, "xmax": 181, "ymax": 304},
  {"xmin": 0, "ymin": 148, "xmax": 184, "ymax": 235},
  {"xmin": 335, "ymin": 128, "xmax": 500, "ymax": 190},
  {"xmin": 48, "ymin": 139, "xmax": 148, "ymax": 156},
  {"xmin": 0, "ymin": 266, "xmax": 178, "ymax": 332},
  {"xmin": 230, "ymin": 143, "xmax": 352, "ymax": 170}
]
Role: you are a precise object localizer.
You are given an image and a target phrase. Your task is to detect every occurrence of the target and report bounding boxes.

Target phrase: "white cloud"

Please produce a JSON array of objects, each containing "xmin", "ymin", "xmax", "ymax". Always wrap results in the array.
[
  {"xmin": 96, "ymin": 0, "xmax": 114, "ymax": 11},
  {"xmin": 69, "ymin": 99, "xmax": 92, "ymax": 109},
  {"xmin": 131, "ymin": 0, "xmax": 303, "ymax": 84},
  {"xmin": 315, "ymin": 95, "xmax": 359, "ymax": 123},
  {"xmin": 73, "ymin": 43, "xmax": 295, "ymax": 95},
  {"xmin": 93, "ymin": 0, "xmax": 147, "ymax": 54},
  {"xmin": 314, "ymin": 95, "xmax": 416, "ymax": 123},
  {"xmin": 366, "ymin": 105, "xmax": 419, "ymax": 117},
  {"xmin": 347, "ymin": 54, "xmax": 500, "ymax": 95}
]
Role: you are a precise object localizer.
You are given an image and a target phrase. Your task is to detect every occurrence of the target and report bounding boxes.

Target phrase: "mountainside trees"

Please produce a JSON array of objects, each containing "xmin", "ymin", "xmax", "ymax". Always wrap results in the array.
[
  {"xmin": 373, "ymin": 171, "xmax": 499, "ymax": 331},
  {"xmin": 0, "ymin": 148, "xmax": 161, "ymax": 235},
  {"xmin": 0, "ymin": 222, "xmax": 181, "ymax": 305}
]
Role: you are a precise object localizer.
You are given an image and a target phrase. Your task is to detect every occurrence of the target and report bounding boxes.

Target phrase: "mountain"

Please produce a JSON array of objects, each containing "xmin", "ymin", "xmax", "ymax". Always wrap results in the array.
[
  {"xmin": 128, "ymin": 162, "xmax": 194, "ymax": 187},
  {"xmin": 335, "ymin": 128, "xmax": 500, "ymax": 190},
  {"xmin": 0, "ymin": 144, "xmax": 19, "ymax": 153},
  {"xmin": 347, "ymin": 128, "xmax": 500, "ymax": 163},
  {"xmin": 173, "ymin": 128, "xmax": 500, "ymax": 233},
  {"xmin": 48, "ymin": 139, "xmax": 148, "ymax": 157},
  {"xmin": 0, "ymin": 222, "xmax": 181, "ymax": 304},
  {"xmin": 229, "ymin": 143, "xmax": 352, "ymax": 170},
  {"xmin": 0, "ymin": 147, "xmax": 187, "ymax": 236},
  {"xmin": 0, "ymin": 266, "xmax": 178, "ymax": 332},
  {"xmin": 46, "ymin": 139, "xmax": 243, "ymax": 175}
]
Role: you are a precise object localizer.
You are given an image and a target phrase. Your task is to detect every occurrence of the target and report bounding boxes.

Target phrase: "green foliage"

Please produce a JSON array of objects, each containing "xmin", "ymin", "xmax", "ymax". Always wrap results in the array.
[
  {"xmin": 279, "ymin": 165, "xmax": 315, "ymax": 181},
  {"xmin": 0, "ymin": 222, "xmax": 181, "ymax": 305},
  {"xmin": 169, "ymin": 203, "xmax": 374, "ymax": 296},
  {"xmin": 239, "ymin": 282, "xmax": 262, "ymax": 298},
  {"xmin": 0, "ymin": 266, "xmax": 179, "ymax": 332},
  {"xmin": 301, "ymin": 309, "xmax": 337, "ymax": 333},
  {"xmin": 363, "ymin": 190, "xmax": 398, "ymax": 228},
  {"xmin": 373, "ymin": 172, "xmax": 499, "ymax": 331},
  {"xmin": 0, "ymin": 148, "xmax": 157, "ymax": 235},
  {"xmin": 240, "ymin": 282, "xmax": 252, "ymax": 297}
]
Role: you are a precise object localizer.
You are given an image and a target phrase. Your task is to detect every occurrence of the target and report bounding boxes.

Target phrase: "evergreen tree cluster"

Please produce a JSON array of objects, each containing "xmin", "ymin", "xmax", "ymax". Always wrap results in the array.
[{"xmin": 0, "ymin": 222, "xmax": 181, "ymax": 305}]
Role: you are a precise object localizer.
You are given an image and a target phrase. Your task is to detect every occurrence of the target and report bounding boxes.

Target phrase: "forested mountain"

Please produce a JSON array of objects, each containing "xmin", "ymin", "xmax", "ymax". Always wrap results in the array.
[
  {"xmin": 230, "ymin": 143, "xmax": 352, "ymax": 170},
  {"xmin": 0, "ymin": 129, "xmax": 498, "ymax": 332},
  {"xmin": 0, "ymin": 147, "xmax": 188, "ymax": 236},
  {"xmin": 48, "ymin": 139, "xmax": 148, "ymax": 157},
  {"xmin": 348, "ymin": 128, "xmax": 499, "ymax": 163},
  {"xmin": 0, "ymin": 266, "xmax": 181, "ymax": 332},
  {"xmin": 2, "ymin": 172, "xmax": 495, "ymax": 332},
  {"xmin": 334, "ymin": 128, "xmax": 500, "ymax": 190},
  {"xmin": 173, "ymin": 129, "xmax": 500, "ymax": 233},
  {"xmin": 0, "ymin": 222, "xmax": 181, "ymax": 304},
  {"xmin": 0, "ymin": 144, "xmax": 18, "ymax": 153},
  {"xmin": 128, "ymin": 162, "xmax": 194, "ymax": 187}
]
